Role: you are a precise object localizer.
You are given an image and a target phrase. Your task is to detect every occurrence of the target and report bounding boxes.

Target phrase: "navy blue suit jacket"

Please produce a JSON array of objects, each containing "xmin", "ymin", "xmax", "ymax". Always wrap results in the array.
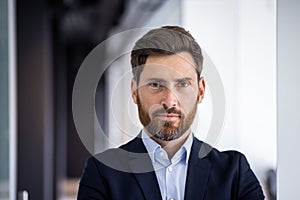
[{"xmin": 78, "ymin": 136, "xmax": 264, "ymax": 200}]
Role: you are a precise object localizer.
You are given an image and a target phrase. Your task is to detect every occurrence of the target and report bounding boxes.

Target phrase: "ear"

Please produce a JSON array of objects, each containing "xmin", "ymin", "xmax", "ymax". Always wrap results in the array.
[
  {"xmin": 131, "ymin": 79, "xmax": 138, "ymax": 104},
  {"xmin": 197, "ymin": 77, "xmax": 206, "ymax": 103}
]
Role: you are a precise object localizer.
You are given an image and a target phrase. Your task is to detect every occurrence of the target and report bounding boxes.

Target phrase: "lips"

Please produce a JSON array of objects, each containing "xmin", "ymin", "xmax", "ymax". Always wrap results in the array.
[{"xmin": 155, "ymin": 113, "xmax": 181, "ymax": 121}]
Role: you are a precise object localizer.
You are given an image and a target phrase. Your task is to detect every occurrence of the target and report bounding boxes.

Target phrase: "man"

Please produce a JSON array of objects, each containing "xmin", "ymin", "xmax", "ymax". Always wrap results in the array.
[{"xmin": 77, "ymin": 26, "xmax": 265, "ymax": 200}]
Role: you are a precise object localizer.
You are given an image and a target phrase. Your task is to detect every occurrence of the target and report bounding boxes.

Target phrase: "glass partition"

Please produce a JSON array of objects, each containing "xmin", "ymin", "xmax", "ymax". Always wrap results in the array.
[{"xmin": 0, "ymin": 0, "xmax": 16, "ymax": 199}]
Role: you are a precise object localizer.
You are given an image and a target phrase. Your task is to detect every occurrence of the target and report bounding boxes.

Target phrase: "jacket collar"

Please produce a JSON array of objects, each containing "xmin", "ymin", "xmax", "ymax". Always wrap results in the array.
[
  {"xmin": 184, "ymin": 137, "xmax": 211, "ymax": 200},
  {"xmin": 124, "ymin": 134, "xmax": 162, "ymax": 199},
  {"xmin": 122, "ymin": 134, "xmax": 211, "ymax": 200}
]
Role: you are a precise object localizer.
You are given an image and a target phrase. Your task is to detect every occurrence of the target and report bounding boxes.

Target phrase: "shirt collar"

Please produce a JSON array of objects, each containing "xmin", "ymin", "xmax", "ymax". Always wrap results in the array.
[{"xmin": 141, "ymin": 129, "xmax": 193, "ymax": 164}]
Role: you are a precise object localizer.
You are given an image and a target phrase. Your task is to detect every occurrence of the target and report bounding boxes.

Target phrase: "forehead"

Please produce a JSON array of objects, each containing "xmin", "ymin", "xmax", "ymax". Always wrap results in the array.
[{"xmin": 140, "ymin": 52, "xmax": 197, "ymax": 81}]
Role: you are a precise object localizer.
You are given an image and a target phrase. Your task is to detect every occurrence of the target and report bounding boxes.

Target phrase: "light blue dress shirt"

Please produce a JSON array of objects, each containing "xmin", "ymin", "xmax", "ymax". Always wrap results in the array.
[{"xmin": 142, "ymin": 130, "xmax": 193, "ymax": 200}]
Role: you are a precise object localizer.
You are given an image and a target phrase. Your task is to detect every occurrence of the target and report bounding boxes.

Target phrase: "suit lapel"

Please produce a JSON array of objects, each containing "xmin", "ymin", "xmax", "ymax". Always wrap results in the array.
[
  {"xmin": 184, "ymin": 138, "xmax": 211, "ymax": 200},
  {"xmin": 123, "ymin": 135, "xmax": 212, "ymax": 200},
  {"xmin": 125, "ymin": 136, "xmax": 162, "ymax": 200}
]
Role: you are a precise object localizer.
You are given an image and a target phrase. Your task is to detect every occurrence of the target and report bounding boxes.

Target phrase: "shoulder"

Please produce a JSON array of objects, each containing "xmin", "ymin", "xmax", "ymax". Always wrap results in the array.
[
  {"xmin": 192, "ymin": 137, "xmax": 246, "ymax": 164},
  {"xmin": 83, "ymin": 136, "xmax": 148, "ymax": 173},
  {"xmin": 192, "ymin": 137, "xmax": 255, "ymax": 177},
  {"xmin": 119, "ymin": 135, "xmax": 146, "ymax": 153},
  {"xmin": 192, "ymin": 139, "xmax": 264, "ymax": 199},
  {"xmin": 208, "ymin": 147, "xmax": 248, "ymax": 166}
]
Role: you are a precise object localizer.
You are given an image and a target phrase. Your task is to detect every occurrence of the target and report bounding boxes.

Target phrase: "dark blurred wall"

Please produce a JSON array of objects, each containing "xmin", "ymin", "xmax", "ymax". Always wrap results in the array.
[
  {"xmin": 51, "ymin": 0, "xmax": 125, "ymax": 179},
  {"xmin": 17, "ymin": 0, "xmax": 54, "ymax": 199},
  {"xmin": 17, "ymin": 0, "xmax": 125, "ymax": 199}
]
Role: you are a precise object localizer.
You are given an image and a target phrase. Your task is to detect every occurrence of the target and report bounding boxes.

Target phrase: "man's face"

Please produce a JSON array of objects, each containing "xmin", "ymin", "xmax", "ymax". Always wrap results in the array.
[{"xmin": 131, "ymin": 52, "xmax": 205, "ymax": 141}]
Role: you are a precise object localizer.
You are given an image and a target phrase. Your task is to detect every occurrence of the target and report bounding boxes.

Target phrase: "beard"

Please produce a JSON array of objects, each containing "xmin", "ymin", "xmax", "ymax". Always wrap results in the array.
[{"xmin": 137, "ymin": 96, "xmax": 198, "ymax": 141}]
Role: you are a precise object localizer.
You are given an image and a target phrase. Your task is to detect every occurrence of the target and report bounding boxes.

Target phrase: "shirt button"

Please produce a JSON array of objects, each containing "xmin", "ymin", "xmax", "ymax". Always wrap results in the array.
[
  {"xmin": 169, "ymin": 198, "xmax": 175, "ymax": 200},
  {"xmin": 159, "ymin": 152, "xmax": 164, "ymax": 157},
  {"xmin": 167, "ymin": 167, "xmax": 173, "ymax": 172}
]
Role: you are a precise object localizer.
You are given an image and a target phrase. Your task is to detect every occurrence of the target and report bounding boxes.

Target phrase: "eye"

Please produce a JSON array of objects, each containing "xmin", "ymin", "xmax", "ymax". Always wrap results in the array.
[
  {"xmin": 148, "ymin": 82, "xmax": 162, "ymax": 89},
  {"xmin": 177, "ymin": 80, "xmax": 190, "ymax": 88}
]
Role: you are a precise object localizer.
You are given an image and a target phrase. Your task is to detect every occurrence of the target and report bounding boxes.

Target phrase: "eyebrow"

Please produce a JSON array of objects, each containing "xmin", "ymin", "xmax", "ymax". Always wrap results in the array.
[
  {"xmin": 174, "ymin": 77, "xmax": 194, "ymax": 82},
  {"xmin": 144, "ymin": 78, "xmax": 167, "ymax": 83},
  {"xmin": 144, "ymin": 77, "xmax": 194, "ymax": 84}
]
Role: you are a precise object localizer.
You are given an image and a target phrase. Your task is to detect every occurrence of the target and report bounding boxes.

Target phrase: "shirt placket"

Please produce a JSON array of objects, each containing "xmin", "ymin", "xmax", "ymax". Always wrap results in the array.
[{"xmin": 166, "ymin": 163, "xmax": 177, "ymax": 200}]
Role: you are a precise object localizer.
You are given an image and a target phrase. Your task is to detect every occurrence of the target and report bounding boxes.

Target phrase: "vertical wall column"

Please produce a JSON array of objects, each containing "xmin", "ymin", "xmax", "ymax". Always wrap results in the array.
[{"xmin": 277, "ymin": 0, "xmax": 300, "ymax": 199}]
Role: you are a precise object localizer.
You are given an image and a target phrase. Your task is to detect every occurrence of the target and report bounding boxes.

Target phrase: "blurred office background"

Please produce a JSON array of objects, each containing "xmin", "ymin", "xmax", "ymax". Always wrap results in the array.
[{"xmin": 1, "ymin": 0, "xmax": 300, "ymax": 199}]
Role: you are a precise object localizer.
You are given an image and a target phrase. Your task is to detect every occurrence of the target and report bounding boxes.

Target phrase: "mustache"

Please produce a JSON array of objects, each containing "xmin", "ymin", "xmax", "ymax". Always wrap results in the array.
[{"xmin": 151, "ymin": 107, "xmax": 181, "ymax": 117}]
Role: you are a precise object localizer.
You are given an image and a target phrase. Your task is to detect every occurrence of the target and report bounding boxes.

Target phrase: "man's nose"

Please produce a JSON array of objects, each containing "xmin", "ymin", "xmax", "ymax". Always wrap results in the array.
[{"xmin": 161, "ymin": 88, "xmax": 178, "ymax": 109}]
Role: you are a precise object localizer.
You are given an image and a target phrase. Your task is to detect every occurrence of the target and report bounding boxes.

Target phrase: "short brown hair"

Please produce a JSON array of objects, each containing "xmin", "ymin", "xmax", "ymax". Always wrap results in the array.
[{"xmin": 131, "ymin": 26, "xmax": 203, "ymax": 84}]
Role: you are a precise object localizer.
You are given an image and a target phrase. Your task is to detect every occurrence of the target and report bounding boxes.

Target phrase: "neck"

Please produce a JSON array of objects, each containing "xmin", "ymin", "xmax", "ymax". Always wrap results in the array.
[{"xmin": 145, "ymin": 129, "xmax": 191, "ymax": 159}]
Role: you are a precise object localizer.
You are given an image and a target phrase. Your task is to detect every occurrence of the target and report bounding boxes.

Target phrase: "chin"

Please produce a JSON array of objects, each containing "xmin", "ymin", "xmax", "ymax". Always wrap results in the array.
[{"xmin": 153, "ymin": 130, "xmax": 182, "ymax": 141}]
